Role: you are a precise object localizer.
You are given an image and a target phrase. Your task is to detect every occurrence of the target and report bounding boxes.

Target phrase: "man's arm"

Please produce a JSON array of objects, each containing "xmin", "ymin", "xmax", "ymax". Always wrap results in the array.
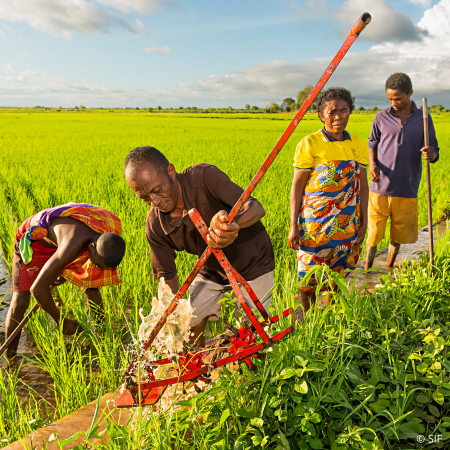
[
  {"xmin": 288, "ymin": 170, "xmax": 310, "ymax": 249},
  {"xmin": 369, "ymin": 148, "xmax": 380, "ymax": 182},
  {"xmin": 368, "ymin": 117, "xmax": 381, "ymax": 182},
  {"xmin": 161, "ymin": 275, "xmax": 180, "ymax": 298},
  {"xmin": 30, "ymin": 241, "xmax": 84, "ymax": 334}
]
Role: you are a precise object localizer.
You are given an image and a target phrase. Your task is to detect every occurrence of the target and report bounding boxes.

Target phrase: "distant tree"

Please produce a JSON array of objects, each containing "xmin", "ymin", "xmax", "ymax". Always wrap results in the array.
[
  {"xmin": 179, "ymin": 106, "xmax": 183, "ymax": 110},
  {"xmin": 264, "ymin": 108, "xmax": 270, "ymax": 113},
  {"xmin": 228, "ymin": 107, "xmax": 233, "ymax": 111},
  {"xmin": 136, "ymin": 107, "xmax": 139, "ymax": 110},
  {"xmin": 371, "ymin": 106, "xmax": 378, "ymax": 112},
  {"xmin": 157, "ymin": 105, "xmax": 162, "ymax": 110},
  {"xmin": 268, "ymin": 102, "xmax": 279, "ymax": 113},
  {"xmin": 296, "ymin": 85, "xmax": 315, "ymax": 110},
  {"xmin": 192, "ymin": 106, "xmax": 198, "ymax": 110},
  {"xmin": 356, "ymin": 106, "xmax": 365, "ymax": 112},
  {"xmin": 251, "ymin": 105, "xmax": 259, "ymax": 111},
  {"xmin": 148, "ymin": 107, "xmax": 153, "ymax": 112},
  {"xmin": 430, "ymin": 104, "xmax": 445, "ymax": 111},
  {"xmin": 280, "ymin": 97, "xmax": 295, "ymax": 112},
  {"xmin": 245, "ymin": 104, "xmax": 250, "ymax": 110},
  {"xmin": 79, "ymin": 105, "xmax": 86, "ymax": 110},
  {"xmin": 74, "ymin": 106, "xmax": 79, "ymax": 110}
]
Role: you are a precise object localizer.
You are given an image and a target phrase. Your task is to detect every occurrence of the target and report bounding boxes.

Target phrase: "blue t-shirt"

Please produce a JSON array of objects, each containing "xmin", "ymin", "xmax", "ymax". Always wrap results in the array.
[{"xmin": 368, "ymin": 102, "xmax": 439, "ymax": 198}]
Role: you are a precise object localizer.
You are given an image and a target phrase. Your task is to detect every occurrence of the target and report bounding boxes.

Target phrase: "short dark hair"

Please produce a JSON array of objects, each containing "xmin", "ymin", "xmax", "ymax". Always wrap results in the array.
[
  {"xmin": 97, "ymin": 233, "xmax": 126, "ymax": 268},
  {"xmin": 317, "ymin": 88, "xmax": 354, "ymax": 119},
  {"xmin": 124, "ymin": 146, "xmax": 169, "ymax": 179},
  {"xmin": 385, "ymin": 73, "xmax": 412, "ymax": 94}
]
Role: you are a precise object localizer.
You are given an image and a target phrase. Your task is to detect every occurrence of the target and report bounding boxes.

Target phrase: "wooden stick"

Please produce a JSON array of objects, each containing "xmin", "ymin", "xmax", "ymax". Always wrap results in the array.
[
  {"xmin": 0, "ymin": 303, "xmax": 39, "ymax": 358},
  {"xmin": 423, "ymin": 98, "xmax": 434, "ymax": 275}
]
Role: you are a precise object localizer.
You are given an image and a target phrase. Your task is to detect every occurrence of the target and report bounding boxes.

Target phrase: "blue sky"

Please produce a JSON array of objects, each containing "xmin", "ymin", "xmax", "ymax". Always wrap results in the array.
[{"xmin": 1, "ymin": 0, "xmax": 448, "ymax": 108}]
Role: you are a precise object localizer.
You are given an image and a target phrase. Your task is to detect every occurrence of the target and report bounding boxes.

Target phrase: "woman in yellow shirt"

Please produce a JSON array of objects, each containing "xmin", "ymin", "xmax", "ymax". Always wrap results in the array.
[{"xmin": 288, "ymin": 88, "xmax": 369, "ymax": 313}]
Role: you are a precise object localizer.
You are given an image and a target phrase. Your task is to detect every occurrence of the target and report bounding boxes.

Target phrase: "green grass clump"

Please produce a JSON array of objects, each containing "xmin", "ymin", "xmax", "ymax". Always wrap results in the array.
[{"xmin": 0, "ymin": 111, "xmax": 450, "ymax": 448}]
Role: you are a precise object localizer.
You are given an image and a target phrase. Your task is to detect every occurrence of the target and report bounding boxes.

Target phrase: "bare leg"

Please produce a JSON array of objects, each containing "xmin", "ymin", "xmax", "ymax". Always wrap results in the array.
[
  {"xmin": 4, "ymin": 291, "xmax": 31, "ymax": 358},
  {"xmin": 85, "ymin": 288, "xmax": 105, "ymax": 325},
  {"xmin": 364, "ymin": 245, "xmax": 377, "ymax": 270},
  {"xmin": 386, "ymin": 241, "xmax": 401, "ymax": 267},
  {"xmin": 189, "ymin": 317, "xmax": 208, "ymax": 348}
]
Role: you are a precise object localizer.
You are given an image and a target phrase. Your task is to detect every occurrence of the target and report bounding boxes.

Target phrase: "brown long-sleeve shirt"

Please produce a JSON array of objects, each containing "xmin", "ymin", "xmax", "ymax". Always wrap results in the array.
[{"xmin": 145, "ymin": 164, "xmax": 275, "ymax": 285}]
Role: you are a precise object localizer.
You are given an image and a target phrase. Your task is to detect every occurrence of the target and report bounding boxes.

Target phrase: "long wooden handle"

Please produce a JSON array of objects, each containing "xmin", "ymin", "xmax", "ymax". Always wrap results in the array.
[
  {"xmin": 423, "ymin": 98, "xmax": 434, "ymax": 275},
  {"xmin": 0, "ymin": 303, "xmax": 39, "ymax": 358}
]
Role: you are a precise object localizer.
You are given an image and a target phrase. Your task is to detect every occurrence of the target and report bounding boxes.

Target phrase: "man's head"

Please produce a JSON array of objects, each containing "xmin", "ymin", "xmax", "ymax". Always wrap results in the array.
[
  {"xmin": 317, "ymin": 88, "xmax": 354, "ymax": 134},
  {"xmin": 124, "ymin": 146, "xmax": 180, "ymax": 213},
  {"xmin": 88, "ymin": 233, "xmax": 126, "ymax": 269},
  {"xmin": 385, "ymin": 73, "xmax": 413, "ymax": 112}
]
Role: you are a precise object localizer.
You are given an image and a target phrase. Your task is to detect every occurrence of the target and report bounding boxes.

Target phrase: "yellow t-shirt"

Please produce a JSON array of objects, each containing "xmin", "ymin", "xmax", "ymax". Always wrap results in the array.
[{"xmin": 293, "ymin": 129, "xmax": 369, "ymax": 170}]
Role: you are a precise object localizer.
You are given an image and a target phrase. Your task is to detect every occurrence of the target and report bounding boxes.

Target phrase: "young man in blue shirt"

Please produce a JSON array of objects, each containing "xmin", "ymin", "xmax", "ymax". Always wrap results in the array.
[{"xmin": 365, "ymin": 73, "xmax": 439, "ymax": 269}]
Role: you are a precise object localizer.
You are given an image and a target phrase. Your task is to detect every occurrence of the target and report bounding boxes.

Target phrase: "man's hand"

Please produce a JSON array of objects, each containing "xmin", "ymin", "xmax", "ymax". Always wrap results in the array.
[
  {"xmin": 288, "ymin": 224, "xmax": 301, "ymax": 250},
  {"xmin": 355, "ymin": 223, "xmax": 367, "ymax": 245},
  {"xmin": 369, "ymin": 163, "xmax": 380, "ymax": 182},
  {"xmin": 62, "ymin": 318, "xmax": 80, "ymax": 335},
  {"xmin": 208, "ymin": 210, "xmax": 239, "ymax": 249},
  {"xmin": 421, "ymin": 145, "xmax": 437, "ymax": 161}
]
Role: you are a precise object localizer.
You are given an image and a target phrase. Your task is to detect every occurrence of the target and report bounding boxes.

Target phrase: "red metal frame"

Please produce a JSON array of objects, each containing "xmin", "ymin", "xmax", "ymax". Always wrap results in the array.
[{"xmin": 116, "ymin": 12, "xmax": 371, "ymax": 408}]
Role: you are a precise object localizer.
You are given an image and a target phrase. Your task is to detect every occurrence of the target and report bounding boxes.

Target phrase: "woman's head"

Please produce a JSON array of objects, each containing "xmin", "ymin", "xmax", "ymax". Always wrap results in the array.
[{"xmin": 317, "ymin": 88, "xmax": 354, "ymax": 135}]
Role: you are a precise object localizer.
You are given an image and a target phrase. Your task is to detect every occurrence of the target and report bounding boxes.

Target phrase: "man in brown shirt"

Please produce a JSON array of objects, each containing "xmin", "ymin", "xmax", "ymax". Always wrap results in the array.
[{"xmin": 124, "ymin": 146, "xmax": 275, "ymax": 347}]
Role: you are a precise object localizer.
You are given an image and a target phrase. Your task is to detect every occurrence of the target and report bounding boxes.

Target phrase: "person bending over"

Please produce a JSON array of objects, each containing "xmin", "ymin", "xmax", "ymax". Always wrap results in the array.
[
  {"xmin": 365, "ymin": 73, "xmax": 439, "ymax": 269},
  {"xmin": 288, "ymin": 88, "xmax": 369, "ymax": 313},
  {"xmin": 5, "ymin": 203, "xmax": 126, "ymax": 358},
  {"xmin": 124, "ymin": 147, "xmax": 275, "ymax": 348}
]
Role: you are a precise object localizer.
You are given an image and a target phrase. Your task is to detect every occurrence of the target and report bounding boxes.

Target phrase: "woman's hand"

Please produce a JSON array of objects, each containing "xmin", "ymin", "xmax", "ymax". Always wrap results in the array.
[
  {"xmin": 288, "ymin": 224, "xmax": 301, "ymax": 250},
  {"xmin": 355, "ymin": 223, "xmax": 367, "ymax": 245}
]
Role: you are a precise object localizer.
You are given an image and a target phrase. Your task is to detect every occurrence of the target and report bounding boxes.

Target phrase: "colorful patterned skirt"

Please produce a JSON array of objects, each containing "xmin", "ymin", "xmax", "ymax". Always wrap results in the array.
[{"xmin": 297, "ymin": 160, "xmax": 361, "ymax": 293}]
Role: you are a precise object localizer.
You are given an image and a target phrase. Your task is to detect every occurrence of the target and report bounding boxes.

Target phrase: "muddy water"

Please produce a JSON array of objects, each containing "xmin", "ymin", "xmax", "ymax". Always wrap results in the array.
[
  {"xmin": 348, "ymin": 221, "xmax": 449, "ymax": 291},
  {"xmin": 0, "ymin": 250, "xmax": 56, "ymax": 414}
]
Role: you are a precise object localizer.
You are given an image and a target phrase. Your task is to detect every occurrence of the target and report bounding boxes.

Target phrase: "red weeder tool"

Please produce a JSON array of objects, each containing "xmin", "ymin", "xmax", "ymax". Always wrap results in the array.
[{"xmin": 116, "ymin": 12, "xmax": 371, "ymax": 408}]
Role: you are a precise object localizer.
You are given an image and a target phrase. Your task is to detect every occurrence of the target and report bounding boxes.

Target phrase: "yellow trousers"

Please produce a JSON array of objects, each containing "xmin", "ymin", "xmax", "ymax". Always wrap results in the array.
[{"xmin": 367, "ymin": 192, "xmax": 418, "ymax": 247}]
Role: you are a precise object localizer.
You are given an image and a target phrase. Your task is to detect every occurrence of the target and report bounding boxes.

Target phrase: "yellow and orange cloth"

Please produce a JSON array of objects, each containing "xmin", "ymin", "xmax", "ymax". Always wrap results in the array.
[{"xmin": 14, "ymin": 203, "xmax": 122, "ymax": 292}]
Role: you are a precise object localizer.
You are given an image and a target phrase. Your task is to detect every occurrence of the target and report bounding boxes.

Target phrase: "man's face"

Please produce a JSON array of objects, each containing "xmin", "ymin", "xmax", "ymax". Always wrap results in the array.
[
  {"xmin": 125, "ymin": 163, "xmax": 179, "ymax": 213},
  {"xmin": 386, "ymin": 89, "xmax": 413, "ymax": 112},
  {"xmin": 88, "ymin": 246, "xmax": 109, "ymax": 269}
]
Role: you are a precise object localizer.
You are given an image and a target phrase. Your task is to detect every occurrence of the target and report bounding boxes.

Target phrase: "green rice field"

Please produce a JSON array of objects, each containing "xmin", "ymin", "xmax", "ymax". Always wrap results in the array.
[{"xmin": 1, "ymin": 111, "xmax": 450, "ymax": 449}]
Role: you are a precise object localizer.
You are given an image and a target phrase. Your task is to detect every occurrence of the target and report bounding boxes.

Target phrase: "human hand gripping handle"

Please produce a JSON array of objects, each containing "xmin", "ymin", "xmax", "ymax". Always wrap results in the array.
[{"xmin": 207, "ymin": 210, "xmax": 240, "ymax": 249}]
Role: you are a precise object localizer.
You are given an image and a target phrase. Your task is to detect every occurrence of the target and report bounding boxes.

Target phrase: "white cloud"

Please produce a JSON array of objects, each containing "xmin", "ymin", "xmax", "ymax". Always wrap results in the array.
[
  {"xmin": 409, "ymin": 0, "xmax": 431, "ymax": 5},
  {"xmin": 177, "ymin": 0, "xmax": 450, "ymax": 108},
  {"xmin": 19, "ymin": 51, "xmax": 27, "ymax": 57},
  {"xmin": 287, "ymin": 0, "xmax": 327, "ymax": 18},
  {"xmin": 143, "ymin": 45, "xmax": 170, "ymax": 53},
  {"xmin": 136, "ymin": 19, "xmax": 148, "ymax": 35},
  {"xmin": 337, "ymin": 0, "xmax": 426, "ymax": 42},
  {"xmin": 6, "ymin": 63, "xmax": 13, "ymax": 71},
  {"xmin": 0, "ymin": 0, "xmax": 176, "ymax": 38},
  {"xmin": 0, "ymin": 69, "xmax": 162, "ymax": 105},
  {"xmin": 95, "ymin": 0, "xmax": 178, "ymax": 15},
  {"xmin": 0, "ymin": 0, "xmax": 134, "ymax": 38}
]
